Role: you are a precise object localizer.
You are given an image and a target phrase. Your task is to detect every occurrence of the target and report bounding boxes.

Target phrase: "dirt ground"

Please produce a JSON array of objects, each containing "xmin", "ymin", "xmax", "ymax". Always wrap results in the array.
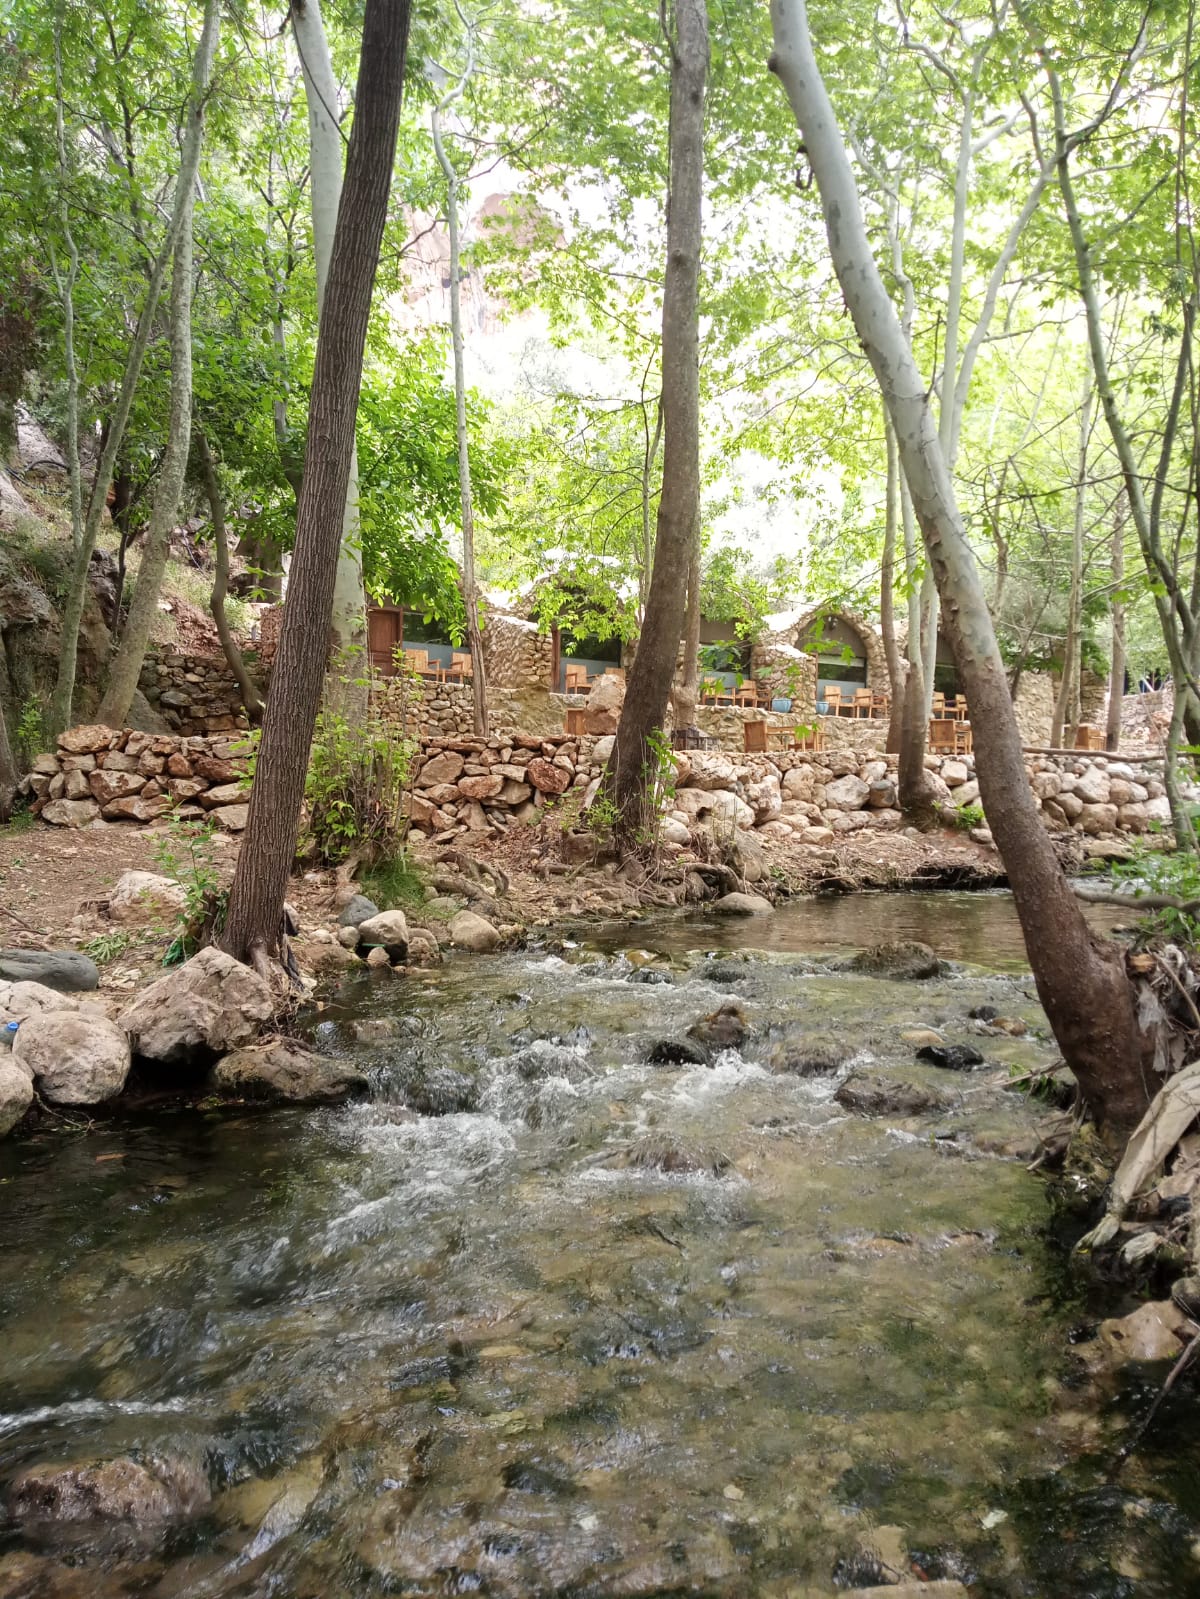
[{"xmin": 0, "ymin": 810, "xmax": 1010, "ymax": 1002}]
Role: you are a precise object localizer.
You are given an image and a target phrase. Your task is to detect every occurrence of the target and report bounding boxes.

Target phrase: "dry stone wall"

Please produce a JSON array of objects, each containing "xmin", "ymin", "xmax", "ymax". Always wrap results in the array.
[
  {"xmin": 23, "ymin": 725, "xmax": 252, "ymax": 830},
  {"xmin": 138, "ymin": 646, "xmax": 258, "ymax": 737},
  {"xmin": 483, "ymin": 613, "xmax": 554, "ymax": 690}
]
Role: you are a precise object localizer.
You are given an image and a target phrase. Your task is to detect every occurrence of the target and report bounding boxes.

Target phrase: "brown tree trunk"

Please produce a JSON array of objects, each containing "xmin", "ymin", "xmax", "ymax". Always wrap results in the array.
[
  {"xmin": 197, "ymin": 431, "xmax": 265, "ymax": 723},
  {"xmin": 0, "ymin": 694, "xmax": 17, "ymax": 822},
  {"xmin": 672, "ymin": 539, "xmax": 702, "ymax": 729},
  {"xmin": 880, "ymin": 411, "xmax": 905, "ymax": 756},
  {"xmin": 220, "ymin": 0, "xmax": 412, "ymax": 969},
  {"xmin": 606, "ymin": 0, "xmax": 708, "ymax": 841},
  {"xmin": 769, "ymin": 0, "xmax": 1152, "ymax": 1137},
  {"xmin": 1106, "ymin": 507, "xmax": 1125, "ymax": 752}
]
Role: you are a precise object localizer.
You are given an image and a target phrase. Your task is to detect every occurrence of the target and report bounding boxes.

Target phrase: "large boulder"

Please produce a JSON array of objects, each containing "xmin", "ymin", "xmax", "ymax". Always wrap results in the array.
[
  {"xmin": 527, "ymin": 757, "xmax": 571, "ymax": 795},
  {"xmin": 209, "ymin": 1041, "xmax": 368, "ymax": 1105},
  {"xmin": 0, "ymin": 979, "xmax": 86, "ymax": 1023},
  {"xmin": 13, "ymin": 1012, "xmax": 130, "ymax": 1105},
  {"xmin": 1073, "ymin": 765, "xmax": 1111, "ymax": 806},
  {"xmin": 8, "ymin": 1456, "xmax": 210, "ymax": 1524},
  {"xmin": 448, "ymin": 910, "xmax": 502, "ymax": 952},
  {"xmin": 823, "ymin": 774, "xmax": 871, "ymax": 811},
  {"xmin": 107, "ymin": 870, "xmax": 187, "ymax": 926},
  {"xmin": 356, "ymin": 910, "xmax": 409, "ymax": 959},
  {"xmin": 0, "ymin": 1062, "xmax": 33, "ymax": 1135},
  {"xmin": 338, "ymin": 894, "xmax": 379, "ymax": 928},
  {"xmin": 119, "ymin": 947, "xmax": 273, "ymax": 1066},
  {"xmin": 57, "ymin": 724, "xmax": 117, "ymax": 756},
  {"xmin": 0, "ymin": 950, "xmax": 99, "ymax": 993},
  {"xmin": 418, "ymin": 750, "xmax": 466, "ymax": 788},
  {"xmin": 40, "ymin": 797, "xmax": 100, "ymax": 828},
  {"xmin": 835, "ymin": 1071, "xmax": 955, "ymax": 1117},
  {"xmin": 582, "ymin": 672, "xmax": 625, "ymax": 735}
]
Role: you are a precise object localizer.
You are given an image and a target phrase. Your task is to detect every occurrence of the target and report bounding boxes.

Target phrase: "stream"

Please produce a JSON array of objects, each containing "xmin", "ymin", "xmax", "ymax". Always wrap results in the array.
[{"xmin": 2, "ymin": 892, "xmax": 1200, "ymax": 1597}]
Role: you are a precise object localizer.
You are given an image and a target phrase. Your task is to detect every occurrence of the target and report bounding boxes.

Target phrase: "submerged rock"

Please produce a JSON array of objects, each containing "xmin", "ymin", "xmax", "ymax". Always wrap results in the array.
[
  {"xmin": 210, "ymin": 1040, "xmax": 369, "ymax": 1105},
  {"xmin": 615, "ymin": 1133, "xmax": 731, "ymax": 1177},
  {"xmin": 9, "ymin": 1455, "xmax": 210, "ymax": 1524},
  {"xmin": 405, "ymin": 1066, "xmax": 479, "ymax": 1116},
  {"xmin": 0, "ymin": 949, "xmax": 99, "ymax": 993},
  {"xmin": 844, "ymin": 942, "xmax": 944, "ymax": 981},
  {"xmin": 120, "ymin": 947, "xmax": 273, "ymax": 1067},
  {"xmin": 13, "ymin": 1011, "xmax": 131, "ymax": 1104},
  {"xmin": 835, "ymin": 1071, "xmax": 956, "ymax": 1117},
  {"xmin": 1083, "ymin": 1299, "xmax": 1190, "ymax": 1370},
  {"xmin": 916, "ymin": 1043, "xmax": 984, "ymax": 1071},
  {"xmin": 646, "ymin": 1037, "xmax": 708, "ymax": 1067},
  {"xmin": 768, "ymin": 1037, "xmax": 848, "ymax": 1076}
]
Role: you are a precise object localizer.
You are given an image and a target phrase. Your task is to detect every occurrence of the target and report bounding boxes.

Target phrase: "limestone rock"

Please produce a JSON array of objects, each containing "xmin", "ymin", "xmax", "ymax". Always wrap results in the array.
[
  {"xmin": 57, "ymin": 724, "xmax": 117, "ymax": 755},
  {"xmin": 823, "ymin": 774, "xmax": 870, "ymax": 811},
  {"xmin": 8, "ymin": 1456, "xmax": 210, "ymax": 1523},
  {"xmin": 1074, "ymin": 765, "xmax": 1111, "ymax": 805},
  {"xmin": 711, "ymin": 892, "xmax": 773, "ymax": 916},
  {"xmin": 199, "ymin": 780, "xmax": 247, "ymax": 808},
  {"xmin": 418, "ymin": 750, "xmax": 466, "ymax": 787},
  {"xmin": 212, "ymin": 803, "xmax": 249, "ymax": 832},
  {"xmin": 582, "ymin": 672, "xmax": 625, "ymax": 735},
  {"xmin": 356, "ymin": 910, "xmax": 410, "ymax": 952},
  {"xmin": 1078, "ymin": 802, "xmax": 1119, "ymax": 836},
  {"xmin": 941, "ymin": 759, "xmax": 970, "ymax": 787},
  {"xmin": 1085, "ymin": 1299, "xmax": 1190, "ymax": 1369},
  {"xmin": 835, "ymin": 1071, "xmax": 955, "ymax": 1117},
  {"xmin": 41, "ymin": 797, "xmax": 101, "ymax": 828},
  {"xmin": 0, "ymin": 1062, "xmax": 33, "ymax": 1136},
  {"xmin": 13, "ymin": 1011, "xmax": 130, "ymax": 1104},
  {"xmin": 527, "ymin": 757, "xmax": 571, "ymax": 795},
  {"xmin": 0, "ymin": 950, "xmax": 99, "ymax": 992},
  {"xmin": 458, "ymin": 773, "xmax": 503, "ymax": 801},
  {"xmin": 338, "ymin": 894, "xmax": 379, "ymax": 928},
  {"xmin": 120, "ymin": 947, "xmax": 273, "ymax": 1065},
  {"xmin": 108, "ymin": 870, "xmax": 187, "ymax": 926},
  {"xmin": 102, "ymin": 795, "xmax": 173, "ymax": 822},
  {"xmin": 591, "ymin": 735, "xmax": 616, "ymax": 763},
  {"xmin": 210, "ymin": 1040, "xmax": 368, "ymax": 1104},
  {"xmin": 448, "ymin": 909, "xmax": 502, "ymax": 951}
]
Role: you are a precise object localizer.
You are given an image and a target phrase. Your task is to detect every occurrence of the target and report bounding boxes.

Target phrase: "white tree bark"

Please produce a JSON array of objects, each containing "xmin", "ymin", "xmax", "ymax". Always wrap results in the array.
[
  {"xmin": 768, "ymin": 0, "xmax": 1153, "ymax": 1136},
  {"xmin": 432, "ymin": 18, "xmax": 489, "ymax": 736},
  {"xmin": 292, "ymin": 0, "xmax": 367, "ymax": 674}
]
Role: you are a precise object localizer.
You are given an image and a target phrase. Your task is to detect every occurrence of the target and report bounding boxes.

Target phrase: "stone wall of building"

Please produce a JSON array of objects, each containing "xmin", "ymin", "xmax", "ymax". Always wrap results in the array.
[
  {"xmin": 1012, "ymin": 671, "xmax": 1055, "ymax": 745},
  {"xmin": 748, "ymin": 642, "xmax": 818, "ymax": 713},
  {"xmin": 138, "ymin": 646, "xmax": 257, "ymax": 737},
  {"xmin": 482, "ymin": 613, "xmax": 554, "ymax": 690}
]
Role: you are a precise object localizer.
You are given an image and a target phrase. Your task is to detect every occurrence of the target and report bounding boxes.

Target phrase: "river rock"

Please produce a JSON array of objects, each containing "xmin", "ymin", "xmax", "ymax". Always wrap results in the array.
[
  {"xmin": 405, "ymin": 1066, "xmax": 479, "ymax": 1116},
  {"xmin": 845, "ymin": 941, "xmax": 943, "ymax": 980},
  {"xmin": 120, "ymin": 947, "xmax": 273, "ymax": 1065},
  {"xmin": 448, "ymin": 910, "xmax": 501, "ymax": 952},
  {"xmin": 844, "ymin": 1585, "xmax": 968, "ymax": 1599},
  {"xmin": 768, "ymin": 1037, "xmax": 848, "ymax": 1075},
  {"xmin": 835, "ymin": 1071, "xmax": 956, "ymax": 1117},
  {"xmin": 8, "ymin": 1455, "xmax": 210, "ymax": 1523},
  {"xmin": 210, "ymin": 1040, "xmax": 368, "ymax": 1104},
  {"xmin": 1084, "ymin": 1299, "xmax": 1190, "ymax": 1369},
  {"xmin": 0, "ymin": 1062, "xmax": 33, "ymax": 1135},
  {"xmin": 1079, "ymin": 802, "xmax": 1119, "ymax": 836},
  {"xmin": 916, "ymin": 1042, "xmax": 984, "ymax": 1071},
  {"xmin": 356, "ymin": 910, "xmax": 410, "ymax": 955},
  {"xmin": 1074, "ymin": 765, "xmax": 1111, "ymax": 805},
  {"xmin": 107, "ymin": 870, "xmax": 187, "ymax": 926},
  {"xmin": 0, "ymin": 949, "xmax": 99, "ymax": 993},
  {"xmin": 40, "ymin": 797, "xmax": 100, "ymax": 828},
  {"xmin": 647, "ymin": 1036, "xmax": 709, "ymax": 1066},
  {"xmin": 711, "ymin": 892, "xmax": 773, "ymax": 916},
  {"xmin": 687, "ymin": 1002, "xmax": 749, "ymax": 1054},
  {"xmin": 13, "ymin": 1012, "xmax": 131, "ymax": 1104},
  {"xmin": 338, "ymin": 894, "xmax": 379, "ymax": 928}
]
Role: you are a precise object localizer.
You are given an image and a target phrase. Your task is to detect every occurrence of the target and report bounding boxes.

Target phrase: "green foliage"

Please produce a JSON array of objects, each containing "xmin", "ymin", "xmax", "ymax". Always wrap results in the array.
[
  {"xmin": 302, "ymin": 692, "xmax": 415, "ymax": 869},
  {"xmin": 954, "ymin": 803, "xmax": 986, "ymax": 832},
  {"xmin": 359, "ymin": 853, "xmax": 427, "ymax": 912},
  {"xmin": 1109, "ymin": 844, "xmax": 1200, "ymax": 945},
  {"xmin": 82, "ymin": 929, "xmax": 135, "ymax": 966},
  {"xmin": 15, "ymin": 698, "xmax": 46, "ymax": 763},
  {"xmin": 152, "ymin": 814, "xmax": 225, "ymax": 965}
]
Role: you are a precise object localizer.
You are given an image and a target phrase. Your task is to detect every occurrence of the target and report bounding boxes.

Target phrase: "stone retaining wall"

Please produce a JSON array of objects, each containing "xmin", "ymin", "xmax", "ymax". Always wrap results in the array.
[{"xmin": 138, "ymin": 646, "xmax": 259, "ymax": 737}]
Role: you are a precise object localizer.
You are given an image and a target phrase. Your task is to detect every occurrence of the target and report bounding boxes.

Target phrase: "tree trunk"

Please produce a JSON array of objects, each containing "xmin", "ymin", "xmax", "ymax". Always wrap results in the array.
[
  {"xmin": 96, "ymin": 169, "xmax": 202, "ymax": 729},
  {"xmin": 48, "ymin": 0, "xmax": 219, "ymax": 738},
  {"xmin": 51, "ymin": 13, "xmax": 82, "ymax": 557},
  {"xmin": 639, "ymin": 395, "xmax": 664, "ymax": 626},
  {"xmin": 1050, "ymin": 363, "xmax": 1092, "ymax": 749},
  {"xmin": 1106, "ymin": 496, "xmax": 1126, "ymax": 752},
  {"xmin": 292, "ymin": 0, "xmax": 368, "ymax": 681},
  {"xmin": 881, "ymin": 411, "xmax": 905, "ymax": 756},
  {"xmin": 0, "ymin": 694, "xmax": 17, "ymax": 823},
  {"xmin": 769, "ymin": 0, "xmax": 1152, "ymax": 1137},
  {"xmin": 672, "ymin": 538, "xmax": 702, "ymax": 729},
  {"xmin": 606, "ymin": 0, "xmax": 708, "ymax": 842},
  {"xmin": 432, "ymin": 44, "xmax": 489, "ymax": 736},
  {"xmin": 897, "ymin": 469, "xmax": 938, "ymax": 824},
  {"xmin": 198, "ymin": 431, "xmax": 265, "ymax": 723},
  {"xmin": 221, "ymin": 0, "xmax": 412, "ymax": 970}
]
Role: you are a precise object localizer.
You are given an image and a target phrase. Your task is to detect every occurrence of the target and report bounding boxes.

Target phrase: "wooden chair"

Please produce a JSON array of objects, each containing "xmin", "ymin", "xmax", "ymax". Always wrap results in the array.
[
  {"xmin": 446, "ymin": 651, "xmax": 472, "ymax": 682},
  {"xmin": 794, "ymin": 722, "xmax": 826, "ymax": 752},
  {"xmin": 952, "ymin": 694, "xmax": 969, "ymax": 721},
  {"xmin": 733, "ymin": 680, "xmax": 758, "ymax": 708},
  {"xmin": 564, "ymin": 663, "xmax": 589, "ymax": 694},
  {"xmin": 931, "ymin": 690, "xmax": 946, "ymax": 717},
  {"xmin": 405, "ymin": 647, "xmax": 441, "ymax": 682},
  {"xmin": 871, "ymin": 691, "xmax": 890, "ymax": 719},
  {"xmin": 743, "ymin": 719, "xmax": 769, "ymax": 754},
  {"xmin": 823, "ymin": 686, "xmax": 844, "ymax": 717},
  {"xmin": 929, "ymin": 717, "xmax": 958, "ymax": 754},
  {"xmin": 954, "ymin": 722, "xmax": 974, "ymax": 754},
  {"xmin": 852, "ymin": 688, "xmax": 873, "ymax": 719}
]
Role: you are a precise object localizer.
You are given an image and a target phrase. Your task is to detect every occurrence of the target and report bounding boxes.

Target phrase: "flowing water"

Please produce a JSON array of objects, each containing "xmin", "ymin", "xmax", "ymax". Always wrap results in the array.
[{"xmin": 1, "ymin": 892, "xmax": 1199, "ymax": 1597}]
